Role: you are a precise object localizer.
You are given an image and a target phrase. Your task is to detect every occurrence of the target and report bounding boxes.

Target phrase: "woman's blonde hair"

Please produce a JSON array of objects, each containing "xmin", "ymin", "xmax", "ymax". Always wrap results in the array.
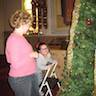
[{"xmin": 10, "ymin": 10, "xmax": 32, "ymax": 28}]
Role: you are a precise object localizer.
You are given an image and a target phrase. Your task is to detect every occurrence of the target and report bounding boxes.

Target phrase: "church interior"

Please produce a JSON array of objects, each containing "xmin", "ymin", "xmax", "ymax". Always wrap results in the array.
[{"xmin": 0, "ymin": 0, "xmax": 96, "ymax": 96}]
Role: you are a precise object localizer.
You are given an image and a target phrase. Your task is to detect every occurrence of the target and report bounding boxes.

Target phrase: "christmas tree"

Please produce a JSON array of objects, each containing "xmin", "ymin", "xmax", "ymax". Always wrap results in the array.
[{"xmin": 60, "ymin": 0, "xmax": 96, "ymax": 96}]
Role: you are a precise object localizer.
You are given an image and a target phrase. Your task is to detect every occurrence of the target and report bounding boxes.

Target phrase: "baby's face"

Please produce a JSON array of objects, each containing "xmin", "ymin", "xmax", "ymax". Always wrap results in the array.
[{"xmin": 39, "ymin": 44, "xmax": 49, "ymax": 56}]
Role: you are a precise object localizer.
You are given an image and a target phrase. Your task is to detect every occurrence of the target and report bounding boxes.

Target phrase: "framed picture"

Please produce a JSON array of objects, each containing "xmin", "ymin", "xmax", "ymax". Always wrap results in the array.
[
  {"xmin": 47, "ymin": 0, "xmax": 74, "ymax": 35},
  {"xmin": 47, "ymin": 0, "xmax": 70, "ymax": 35}
]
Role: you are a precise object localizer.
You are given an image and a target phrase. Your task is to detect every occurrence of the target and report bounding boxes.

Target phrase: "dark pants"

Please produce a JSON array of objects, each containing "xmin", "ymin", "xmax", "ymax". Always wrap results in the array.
[{"xmin": 8, "ymin": 74, "xmax": 40, "ymax": 96}]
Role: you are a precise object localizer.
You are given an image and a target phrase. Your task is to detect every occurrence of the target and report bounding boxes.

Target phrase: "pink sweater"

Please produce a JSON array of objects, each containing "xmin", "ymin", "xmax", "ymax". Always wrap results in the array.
[{"xmin": 5, "ymin": 33, "xmax": 36, "ymax": 77}]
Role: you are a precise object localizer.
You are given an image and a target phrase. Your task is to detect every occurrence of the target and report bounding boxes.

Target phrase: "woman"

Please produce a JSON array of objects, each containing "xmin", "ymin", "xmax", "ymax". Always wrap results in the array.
[{"xmin": 5, "ymin": 10, "xmax": 40, "ymax": 96}]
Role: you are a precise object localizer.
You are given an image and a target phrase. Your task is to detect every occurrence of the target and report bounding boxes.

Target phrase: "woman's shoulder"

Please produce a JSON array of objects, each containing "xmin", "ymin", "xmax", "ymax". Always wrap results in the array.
[
  {"xmin": 7, "ymin": 33, "xmax": 25, "ymax": 43},
  {"xmin": 6, "ymin": 33, "xmax": 14, "ymax": 43},
  {"xmin": 7, "ymin": 33, "xmax": 17, "ymax": 40},
  {"xmin": 6, "ymin": 33, "xmax": 24, "ymax": 48}
]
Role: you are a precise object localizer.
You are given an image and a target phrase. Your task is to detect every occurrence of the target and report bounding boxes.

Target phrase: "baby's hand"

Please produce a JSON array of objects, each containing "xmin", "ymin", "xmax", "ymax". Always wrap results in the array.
[
  {"xmin": 47, "ymin": 64, "xmax": 52, "ymax": 69},
  {"xmin": 52, "ymin": 60, "xmax": 57, "ymax": 64}
]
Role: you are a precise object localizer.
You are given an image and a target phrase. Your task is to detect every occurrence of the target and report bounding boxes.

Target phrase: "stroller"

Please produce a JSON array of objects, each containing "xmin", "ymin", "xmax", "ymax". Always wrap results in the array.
[{"xmin": 39, "ymin": 62, "xmax": 61, "ymax": 96}]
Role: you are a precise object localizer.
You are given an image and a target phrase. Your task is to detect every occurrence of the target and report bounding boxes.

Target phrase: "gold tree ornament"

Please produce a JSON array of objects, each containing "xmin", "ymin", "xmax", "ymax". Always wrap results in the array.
[{"xmin": 85, "ymin": 18, "xmax": 93, "ymax": 26}]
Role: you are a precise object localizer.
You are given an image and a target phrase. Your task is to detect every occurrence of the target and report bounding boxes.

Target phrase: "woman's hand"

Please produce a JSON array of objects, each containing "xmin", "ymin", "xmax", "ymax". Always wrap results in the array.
[{"xmin": 30, "ymin": 51, "xmax": 38, "ymax": 58}]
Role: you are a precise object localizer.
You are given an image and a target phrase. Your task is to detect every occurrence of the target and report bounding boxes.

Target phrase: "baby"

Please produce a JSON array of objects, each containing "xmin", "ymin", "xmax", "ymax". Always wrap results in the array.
[{"xmin": 36, "ymin": 42, "xmax": 57, "ymax": 85}]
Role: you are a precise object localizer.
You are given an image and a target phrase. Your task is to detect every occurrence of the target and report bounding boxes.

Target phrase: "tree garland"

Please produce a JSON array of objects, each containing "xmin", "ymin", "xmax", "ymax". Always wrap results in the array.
[{"xmin": 66, "ymin": 0, "xmax": 81, "ymax": 74}]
